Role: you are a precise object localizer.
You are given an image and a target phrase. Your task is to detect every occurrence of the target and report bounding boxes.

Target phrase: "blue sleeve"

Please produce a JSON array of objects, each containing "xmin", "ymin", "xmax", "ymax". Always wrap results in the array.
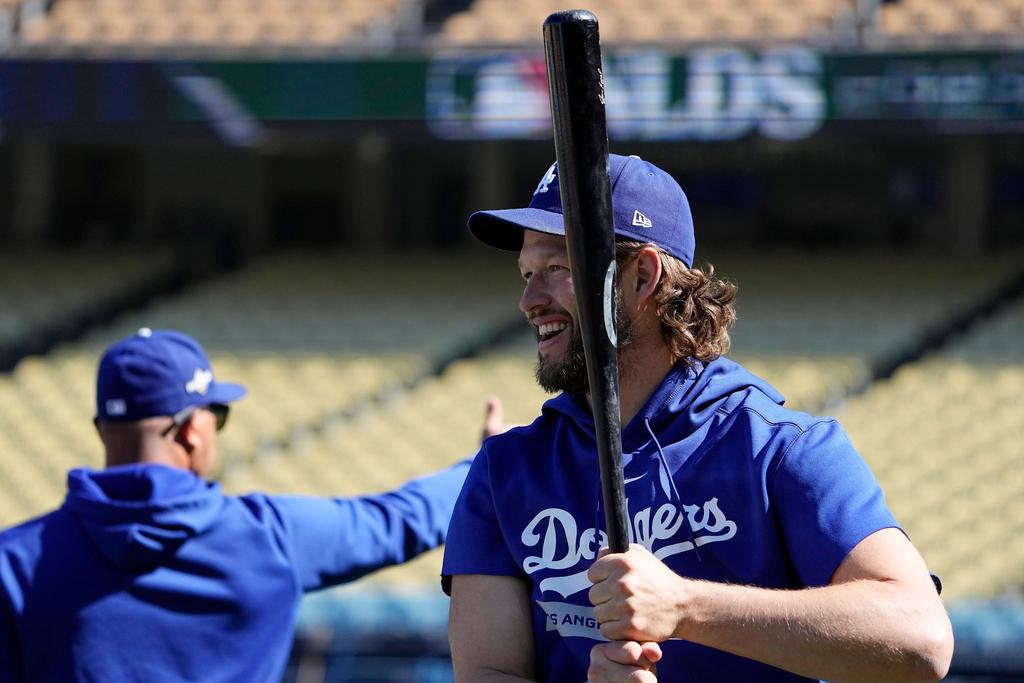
[
  {"xmin": 270, "ymin": 457, "xmax": 473, "ymax": 591},
  {"xmin": 441, "ymin": 447, "xmax": 523, "ymax": 594},
  {"xmin": 770, "ymin": 420, "xmax": 899, "ymax": 587}
]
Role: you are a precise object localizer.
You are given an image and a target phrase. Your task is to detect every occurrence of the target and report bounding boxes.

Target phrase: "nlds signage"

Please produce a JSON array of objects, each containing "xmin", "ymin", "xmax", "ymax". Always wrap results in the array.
[{"xmin": 427, "ymin": 48, "xmax": 825, "ymax": 141}]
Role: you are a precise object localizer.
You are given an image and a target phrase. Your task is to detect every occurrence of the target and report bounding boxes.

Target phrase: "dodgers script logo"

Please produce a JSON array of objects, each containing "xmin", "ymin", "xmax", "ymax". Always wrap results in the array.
[{"xmin": 521, "ymin": 497, "xmax": 737, "ymax": 639}]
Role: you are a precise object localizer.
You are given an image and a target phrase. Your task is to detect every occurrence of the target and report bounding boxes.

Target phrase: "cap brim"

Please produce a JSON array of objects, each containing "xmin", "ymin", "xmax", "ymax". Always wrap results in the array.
[
  {"xmin": 206, "ymin": 381, "xmax": 247, "ymax": 405},
  {"xmin": 468, "ymin": 208, "xmax": 567, "ymax": 251}
]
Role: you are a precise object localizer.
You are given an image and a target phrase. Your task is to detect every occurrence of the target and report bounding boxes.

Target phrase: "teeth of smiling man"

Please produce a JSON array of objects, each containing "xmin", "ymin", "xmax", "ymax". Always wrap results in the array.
[{"xmin": 537, "ymin": 322, "xmax": 568, "ymax": 337}]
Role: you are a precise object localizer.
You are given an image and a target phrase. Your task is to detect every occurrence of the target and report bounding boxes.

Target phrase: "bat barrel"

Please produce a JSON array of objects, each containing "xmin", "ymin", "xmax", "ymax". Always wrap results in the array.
[
  {"xmin": 543, "ymin": 11, "xmax": 610, "ymax": 231},
  {"xmin": 544, "ymin": 10, "xmax": 630, "ymax": 554}
]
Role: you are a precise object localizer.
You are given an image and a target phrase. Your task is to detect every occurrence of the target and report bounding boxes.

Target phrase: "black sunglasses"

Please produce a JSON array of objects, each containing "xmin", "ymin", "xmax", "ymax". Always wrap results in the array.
[{"xmin": 160, "ymin": 403, "xmax": 230, "ymax": 437}]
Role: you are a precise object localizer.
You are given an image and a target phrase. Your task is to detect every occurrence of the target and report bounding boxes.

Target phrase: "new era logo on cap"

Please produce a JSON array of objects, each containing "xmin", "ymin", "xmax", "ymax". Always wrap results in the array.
[{"xmin": 632, "ymin": 210, "xmax": 652, "ymax": 228}]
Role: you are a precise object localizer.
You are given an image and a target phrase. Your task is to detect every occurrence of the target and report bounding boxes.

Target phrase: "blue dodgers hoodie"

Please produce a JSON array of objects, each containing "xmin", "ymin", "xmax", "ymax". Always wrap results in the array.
[
  {"xmin": 443, "ymin": 357, "xmax": 898, "ymax": 683},
  {"xmin": 0, "ymin": 459, "xmax": 470, "ymax": 682}
]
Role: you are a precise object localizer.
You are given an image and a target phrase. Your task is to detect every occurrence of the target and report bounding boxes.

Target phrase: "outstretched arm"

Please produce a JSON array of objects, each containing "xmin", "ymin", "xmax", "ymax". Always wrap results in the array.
[
  {"xmin": 273, "ymin": 456, "xmax": 473, "ymax": 590},
  {"xmin": 588, "ymin": 528, "xmax": 953, "ymax": 683}
]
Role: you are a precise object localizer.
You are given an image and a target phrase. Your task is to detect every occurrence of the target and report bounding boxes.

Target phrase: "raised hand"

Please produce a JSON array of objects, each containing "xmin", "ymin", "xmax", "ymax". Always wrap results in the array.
[{"xmin": 481, "ymin": 395, "xmax": 511, "ymax": 441}]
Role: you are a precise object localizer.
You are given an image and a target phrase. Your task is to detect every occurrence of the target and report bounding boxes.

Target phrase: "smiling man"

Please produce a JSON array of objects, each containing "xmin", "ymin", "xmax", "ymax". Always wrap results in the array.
[{"xmin": 442, "ymin": 154, "xmax": 953, "ymax": 683}]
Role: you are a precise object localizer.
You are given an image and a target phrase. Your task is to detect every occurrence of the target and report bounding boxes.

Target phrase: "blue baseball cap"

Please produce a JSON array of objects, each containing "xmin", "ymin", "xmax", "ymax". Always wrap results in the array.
[
  {"xmin": 96, "ymin": 328, "xmax": 246, "ymax": 422},
  {"xmin": 468, "ymin": 153, "xmax": 695, "ymax": 267}
]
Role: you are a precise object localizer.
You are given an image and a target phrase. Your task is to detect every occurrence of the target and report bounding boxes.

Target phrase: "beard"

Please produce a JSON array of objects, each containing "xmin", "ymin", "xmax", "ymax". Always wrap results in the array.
[{"xmin": 534, "ymin": 290, "xmax": 636, "ymax": 396}]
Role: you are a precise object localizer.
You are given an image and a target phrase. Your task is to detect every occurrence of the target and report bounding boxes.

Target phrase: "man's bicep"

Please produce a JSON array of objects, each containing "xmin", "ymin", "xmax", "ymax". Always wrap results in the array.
[
  {"xmin": 449, "ymin": 574, "xmax": 537, "ymax": 682},
  {"xmin": 830, "ymin": 527, "xmax": 939, "ymax": 598}
]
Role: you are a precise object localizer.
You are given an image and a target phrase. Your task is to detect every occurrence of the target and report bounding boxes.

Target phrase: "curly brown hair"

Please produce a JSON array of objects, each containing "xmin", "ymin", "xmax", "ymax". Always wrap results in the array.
[{"xmin": 616, "ymin": 240, "xmax": 737, "ymax": 364}]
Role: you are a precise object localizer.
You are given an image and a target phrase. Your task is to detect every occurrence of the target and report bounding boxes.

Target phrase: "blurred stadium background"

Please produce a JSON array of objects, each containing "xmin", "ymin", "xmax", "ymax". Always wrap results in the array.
[{"xmin": 1, "ymin": 0, "xmax": 1023, "ymax": 680}]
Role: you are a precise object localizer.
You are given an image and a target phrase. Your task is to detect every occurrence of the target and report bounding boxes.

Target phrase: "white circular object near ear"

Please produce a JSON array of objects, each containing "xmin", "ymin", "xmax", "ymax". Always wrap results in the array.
[{"xmin": 603, "ymin": 261, "xmax": 617, "ymax": 347}]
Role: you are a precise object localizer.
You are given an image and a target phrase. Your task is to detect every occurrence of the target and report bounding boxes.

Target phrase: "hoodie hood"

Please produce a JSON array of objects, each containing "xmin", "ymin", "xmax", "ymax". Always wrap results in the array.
[
  {"xmin": 542, "ymin": 356, "xmax": 784, "ymax": 454},
  {"xmin": 63, "ymin": 463, "xmax": 224, "ymax": 571},
  {"xmin": 538, "ymin": 356, "xmax": 787, "ymax": 556}
]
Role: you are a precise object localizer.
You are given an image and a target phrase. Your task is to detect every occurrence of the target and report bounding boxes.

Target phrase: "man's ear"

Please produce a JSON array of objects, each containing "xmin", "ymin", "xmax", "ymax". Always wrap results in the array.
[
  {"xmin": 175, "ymin": 415, "xmax": 202, "ymax": 455},
  {"xmin": 632, "ymin": 245, "xmax": 663, "ymax": 303}
]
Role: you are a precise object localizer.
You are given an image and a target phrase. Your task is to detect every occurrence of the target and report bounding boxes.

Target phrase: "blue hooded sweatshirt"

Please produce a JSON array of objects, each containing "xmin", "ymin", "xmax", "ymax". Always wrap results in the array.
[
  {"xmin": 0, "ymin": 458, "xmax": 470, "ymax": 682},
  {"xmin": 442, "ymin": 357, "xmax": 898, "ymax": 682}
]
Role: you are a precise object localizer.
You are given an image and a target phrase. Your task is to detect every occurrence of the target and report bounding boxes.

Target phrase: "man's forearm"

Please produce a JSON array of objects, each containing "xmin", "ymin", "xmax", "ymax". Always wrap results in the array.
[{"xmin": 676, "ymin": 578, "xmax": 951, "ymax": 683}]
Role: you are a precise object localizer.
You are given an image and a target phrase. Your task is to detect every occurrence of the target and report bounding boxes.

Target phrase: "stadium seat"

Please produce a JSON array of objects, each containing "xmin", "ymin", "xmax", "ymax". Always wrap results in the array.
[
  {"xmin": 437, "ymin": 0, "xmax": 846, "ymax": 46},
  {"xmin": 0, "ymin": 249, "xmax": 176, "ymax": 364},
  {"xmin": 16, "ymin": 0, "xmax": 404, "ymax": 49},
  {"xmin": 875, "ymin": 0, "xmax": 1024, "ymax": 45},
  {"xmin": 0, "ymin": 249, "xmax": 523, "ymax": 525},
  {"xmin": 4, "ymin": 247, "xmax": 1021, "ymax": 604},
  {"xmin": 838, "ymin": 342, "xmax": 1024, "ymax": 600}
]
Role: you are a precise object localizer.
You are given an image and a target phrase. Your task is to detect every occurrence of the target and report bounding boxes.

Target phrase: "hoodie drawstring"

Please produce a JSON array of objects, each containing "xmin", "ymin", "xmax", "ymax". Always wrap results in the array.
[{"xmin": 644, "ymin": 416, "xmax": 701, "ymax": 561}]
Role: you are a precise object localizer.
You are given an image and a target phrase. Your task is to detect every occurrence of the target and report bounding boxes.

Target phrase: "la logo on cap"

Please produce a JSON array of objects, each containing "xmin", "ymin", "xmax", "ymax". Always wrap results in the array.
[
  {"xmin": 185, "ymin": 368, "xmax": 213, "ymax": 396},
  {"xmin": 632, "ymin": 210, "xmax": 652, "ymax": 228},
  {"xmin": 534, "ymin": 163, "xmax": 557, "ymax": 196}
]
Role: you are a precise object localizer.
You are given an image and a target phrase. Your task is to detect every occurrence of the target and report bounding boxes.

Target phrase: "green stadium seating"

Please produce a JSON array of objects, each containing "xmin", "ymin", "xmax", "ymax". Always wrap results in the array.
[
  {"xmin": 0, "ymin": 249, "xmax": 176, "ymax": 363},
  {"xmin": 875, "ymin": 0, "xmax": 1024, "ymax": 46},
  {"xmin": 712, "ymin": 249, "xmax": 1023, "ymax": 411},
  {"xmin": 437, "ymin": 0, "xmax": 842, "ymax": 46},
  {"xmin": 11, "ymin": 0, "xmax": 1024, "ymax": 51},
  {"xmin": 16, "ymin": 0, "xmax": 404, "ymax": 50},
  {"xmin": 836, "ymin": 294, "xmax": 1024, "ymax": 600},
  {"xmin": 3, "ymin": 247, "xmax": 1021, "ymax": 603},
  {"xmin": 0, "ymin": 248, "xmax": 523, "ymax": 527}
]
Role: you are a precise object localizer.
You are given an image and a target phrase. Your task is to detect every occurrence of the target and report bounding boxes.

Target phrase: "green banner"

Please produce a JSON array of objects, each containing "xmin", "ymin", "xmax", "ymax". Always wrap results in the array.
[
  {"xmin": 826, "ymin": 51, "xmax": 1024, "ymax": 126},
  {"xmin": 423, "ymin": 49, "xmax": 1024, "ymax": 141},
  {"xmin": 3, "ymin": 50, "xmax": 1023, "ymax": 141}
]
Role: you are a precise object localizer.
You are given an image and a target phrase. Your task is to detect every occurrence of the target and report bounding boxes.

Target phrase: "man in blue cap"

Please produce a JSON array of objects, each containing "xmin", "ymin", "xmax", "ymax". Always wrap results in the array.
[
  {"xmin": 0, "ymin": 328, "xmax": 472, "ymax": 682},
  {"xmin": 443, "ymin": 155, "xmax": 953, "ymax": 683}
]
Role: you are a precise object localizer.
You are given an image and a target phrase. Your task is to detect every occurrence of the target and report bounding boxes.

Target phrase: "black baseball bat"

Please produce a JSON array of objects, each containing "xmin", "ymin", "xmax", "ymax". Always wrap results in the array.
[{"xmin": 543, "ymin": 9, "xmax": 630, "ymax": 554}]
